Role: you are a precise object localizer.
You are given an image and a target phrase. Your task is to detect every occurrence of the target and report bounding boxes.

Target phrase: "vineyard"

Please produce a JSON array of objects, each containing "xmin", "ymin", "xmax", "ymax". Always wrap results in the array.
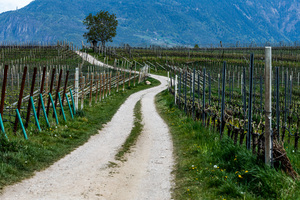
[
  {"xmin": 97, "ymin": 44, "xmax": 300, "ymax": 178},
  {"xmin": 1, "ymin": 42, "xmax": 300, "ymax": 199},
  {"xmin": 0, "ymin": 42, "xmax": 149, "ymax": 139}
]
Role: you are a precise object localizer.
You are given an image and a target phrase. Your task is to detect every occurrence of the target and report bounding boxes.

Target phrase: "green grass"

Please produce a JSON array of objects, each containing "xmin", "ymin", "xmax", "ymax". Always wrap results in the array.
[
  {"xmin": 115, "ymin": 99, "xmax": 143, "ymax": 161},
  {"xmin": 0, "ymin": 77, "xmax": 160, "ymax": 190},
  {"xmin": 155, "ymin": 90, "xmax": 300, "ymax": 200}
]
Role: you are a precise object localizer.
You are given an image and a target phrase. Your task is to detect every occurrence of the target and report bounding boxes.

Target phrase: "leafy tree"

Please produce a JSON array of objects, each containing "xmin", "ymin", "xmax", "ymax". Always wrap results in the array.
[
  {"xmin": 83, "ymin": 10, "xmax": 118, "ymax": 49},
  {"xmin": 194, "ymin": 44, "xmax": 199, "ymax": 49}
]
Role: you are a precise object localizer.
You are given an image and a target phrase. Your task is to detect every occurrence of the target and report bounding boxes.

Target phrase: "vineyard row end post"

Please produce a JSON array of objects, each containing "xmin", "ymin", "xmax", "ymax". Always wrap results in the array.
[
  {"xmin": 265, "ymin": 46, "xmax": 273, "ymax": 166},
  {"xmin": 75, "ymin": 68, "xmax": 79, "ymax": 110}
]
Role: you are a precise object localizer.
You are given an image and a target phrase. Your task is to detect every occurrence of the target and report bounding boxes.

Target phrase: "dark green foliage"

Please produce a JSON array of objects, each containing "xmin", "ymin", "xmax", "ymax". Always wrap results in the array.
[{"xmin": 83, "ymin": 10, "xmax": 118, "ymax": 47}]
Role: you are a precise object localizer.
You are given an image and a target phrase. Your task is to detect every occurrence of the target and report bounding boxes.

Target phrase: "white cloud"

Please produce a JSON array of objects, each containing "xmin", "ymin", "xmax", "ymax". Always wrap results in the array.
[{"xmin": 0, "ymin": 0, "xmax": 33, "ymax": 14}]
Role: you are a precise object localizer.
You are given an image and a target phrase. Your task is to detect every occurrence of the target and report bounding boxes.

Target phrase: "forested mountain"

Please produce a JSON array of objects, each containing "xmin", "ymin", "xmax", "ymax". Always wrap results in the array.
[{"xmin": 0, "ymin": 0, "xmax": 299, "ymax": 46}]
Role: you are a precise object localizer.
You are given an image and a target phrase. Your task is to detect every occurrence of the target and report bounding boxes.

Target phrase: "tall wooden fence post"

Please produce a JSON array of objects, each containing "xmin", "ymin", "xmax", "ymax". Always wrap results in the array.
[
  {"xmin": 220, "ymin": 62, "xmax": 226, "ymax": 138},
  {"xmin": 95, "ymin": 73, "xmax": 99, "ymax": 103},
  {"xmin": 61, "ymin": 70, "xmax": 69, "ymax": 108},
  {"xmin": 247, "ymin": 54, "xmax": 254, "ymax": 150},
  {"xmin": 89, "ymin": 73, "xmax": 93, "ymax": 106},
  {"xmin": 0, "ymin": 65, "xmax": 8, "ymax": 117},
  {"xmin": 265, "ymin": 47, "xmax": 273, "ymax": 166},
  {"xmin": 25, "ymin": 67, "xmax": 37, "ymax": 128},
  {"xmin": 47, "ymin": 68, "xmax": 56, "ymax": 116},
  {"xmin": 37, "ymin": 67, "xmax": 46, "ymax": 119},
  {"xmin": 53, "ymin": 69, "xmax": 63, "ymax": 118},
  {"xmin": 175, "ymin": 75, "xmax": 178, "ymax": 104},
  {"xmin": 75, "ymin": 68, "xmax": 79, "ymax": 110},
  {"xmin": 81, "ymin": 76, "xmax": 85, "ymax": 109},
  {"xmin": 14, "ymin": 66, "xmax": 27, "ymax": 133}
]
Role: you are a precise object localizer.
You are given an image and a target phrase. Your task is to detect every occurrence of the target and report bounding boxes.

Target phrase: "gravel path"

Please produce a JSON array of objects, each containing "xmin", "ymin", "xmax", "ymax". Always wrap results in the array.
[{"xmin": 0, "ymin": 74, "xmax": 174, "ymax": 200}]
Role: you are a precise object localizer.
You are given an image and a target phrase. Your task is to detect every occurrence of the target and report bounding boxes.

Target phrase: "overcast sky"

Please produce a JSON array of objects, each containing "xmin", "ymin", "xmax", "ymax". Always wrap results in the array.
[{"xmin": 0, "ymin": 0, "xmax": 33, "ymax": 13}]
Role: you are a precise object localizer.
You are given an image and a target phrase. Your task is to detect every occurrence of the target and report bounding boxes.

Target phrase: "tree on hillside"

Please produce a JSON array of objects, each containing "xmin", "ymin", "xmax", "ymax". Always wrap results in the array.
[{"xmin": 83, "ymin": 10, "xmax": 118, "ymax": 50}]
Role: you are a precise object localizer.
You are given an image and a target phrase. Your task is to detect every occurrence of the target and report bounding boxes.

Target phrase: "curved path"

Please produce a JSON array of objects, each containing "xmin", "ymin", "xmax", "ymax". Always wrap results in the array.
[{"xmin": 0, "ymin": 75, "xmax": 174, "ymax": 200}]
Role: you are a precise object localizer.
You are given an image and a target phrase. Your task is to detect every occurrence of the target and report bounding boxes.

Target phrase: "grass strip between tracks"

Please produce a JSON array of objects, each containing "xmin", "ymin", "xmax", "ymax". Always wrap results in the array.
[{"xmin": 115, "ymin": 99, "xmax": 143, "ymax": 161}]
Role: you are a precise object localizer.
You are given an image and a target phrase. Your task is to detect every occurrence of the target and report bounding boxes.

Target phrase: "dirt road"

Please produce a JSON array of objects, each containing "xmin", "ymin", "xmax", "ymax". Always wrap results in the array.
[{"xmin": 0, "ymin": 74, "xmax": 174, "ymax": 200}]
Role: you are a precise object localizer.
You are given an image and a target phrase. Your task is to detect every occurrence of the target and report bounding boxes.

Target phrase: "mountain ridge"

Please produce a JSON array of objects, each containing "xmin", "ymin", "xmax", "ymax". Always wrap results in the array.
[{"xmin": 0, "ymin": 0, "xmax": 299, "ymax": 47}]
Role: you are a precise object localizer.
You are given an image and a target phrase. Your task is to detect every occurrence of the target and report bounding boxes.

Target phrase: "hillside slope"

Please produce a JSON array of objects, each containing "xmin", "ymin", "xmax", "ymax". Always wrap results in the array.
[{"xmin": 0, "ymin": 0, "xmax": 299, "ymax": 46}]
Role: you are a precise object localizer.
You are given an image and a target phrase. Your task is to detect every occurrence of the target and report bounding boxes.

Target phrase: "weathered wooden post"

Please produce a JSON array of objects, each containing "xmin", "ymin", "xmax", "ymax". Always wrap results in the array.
[
  {"xmin": 14, "ymin": 67, "xmax": 27, "ymax": 133},
  {"xmin": 109, "ymin": 71, "xmax": 112, "ymax": 95},
  {"xmin": 53, "ymin": 69, "xmax": 63, "ymax": 118},
  {"xmin": 0, "ymin": 65, "xmax": 8, "ymax": 117},
  {"xmin": 89, "ymin": 73, "xmax": 93, "ymax": 106},
  {"xmin": 128, "ymin": 70, "xmax": 131, "ymax": 87},
  {"xmin": 45, "ymin": 72, "xmax": 49, "ymax": 95},
  {"xmin": 102, "ymin": 73, "xmax": 105, "ymax": 99},
  {"xmin": 95, "ymin": 73, "xmax": 99, "ymax": 103},
  {"xmin": 25, "ymin": 67, "xmax": 37, "ymax": 128},
  {"xmin": 117, "ymin": 71, "xmax": 119, "ymax": 92},
  {"xmin": 37, "ymin": 67, "xmax": 46, "ymax": 119},
  {"xmin": 175, "ymin": 75, "xmax": 178, "ymax": 104},
  {"xmin": 246, "ymin": 54, "xmax": 254, "ymax": 150},
  {"xmin": 123, "ymin": 70, "xmax": 125, "ymax": 91},
  {"xmin": 99, "ymin": 74, "xmax": 102, "ymax": 101},
  {"xmin": 265, "ymin": 47, "xmax": 272, "ymax": 166},
  {"xmin": 47, "ymin": 68, "xmax": 56, "ymax": 116},
  {"xmin": 81, "ymin": 76, "xmax": 85, "ymax": 109},
  {"xmin": 134, "ymin": 64, "xmax": 136, "ymax": 87},
  {"xmin": 75, "ymin": 68, "xmax": 79, "ymax": 110},
  {"xmin": 61, "ymin": 70, "xmax": 69, "ymax": 107},
  {"xmin": 106, "ymin": 73, "xmax": 109, "ymax": 97}
]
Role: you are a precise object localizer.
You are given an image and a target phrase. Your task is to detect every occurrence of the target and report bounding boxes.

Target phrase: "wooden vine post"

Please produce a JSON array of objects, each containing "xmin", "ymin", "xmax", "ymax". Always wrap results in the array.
[
  {"xmin": 74, "ymin": 68, "xmax": 79, "ymax": 111},
  {"xmin": 109, "ymin": 71, "xmax": 112, "ymax": 95},
  {"xmin": 25, "ymin": 67, "xmax": 37, "ymax": 128},
  {"xmin": 134, "ymin": 67, "xmax": 136, "ymax": 87},
  {"xmin": 123, "ymin": 70, "xmax": 125, "ymax": 91},
  {"xmin": 37, "ymin": 67, "xmax": 46, "ymax": 119},
  {"xmin": 99, "ymin": 73, "xmax": 102, "ymax": 101},
  {"xmin": 89, "ymin": 73, "xmax": 93, "ymax": 106},
  {"xmin": 0, "ymin": 65, "xmax": 8, "ymax": 117},
  {"xmin": 117, "ymin": 71, "xmax": 119, "ymax": 92},
  {"xmin": 81, "ymin": 76, "xmax": 85, "ymax": 109},
  {"xmin": 128, "ymin": 70, "xmax": 131, "ymax": 87},
  {"xmin": 61, "ymin": 70, "xmax": 70, "ymax": 107},
  {"xmin": 47, "ymin": 68, "xmax": 56, "ymax": 116},
  {"xmin": 95, "ymin": 73, "xmax": 99, "ymax": 103},
  {"xmin": 14, "ymin": 66, "xmax": 27, "ymax": 133},
  {"xmin": 102, "ymin": 73, "xmax": 105, "ymax": 99},
  {"xmin": 53, "ymin": 69, "xmax": 63, "ymax": 118}
]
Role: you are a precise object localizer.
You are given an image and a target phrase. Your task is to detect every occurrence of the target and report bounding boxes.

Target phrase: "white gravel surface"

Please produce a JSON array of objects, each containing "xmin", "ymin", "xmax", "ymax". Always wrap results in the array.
[{"xmin": 0, "ymin": 74, "xmax": 174, "ymax": 200}]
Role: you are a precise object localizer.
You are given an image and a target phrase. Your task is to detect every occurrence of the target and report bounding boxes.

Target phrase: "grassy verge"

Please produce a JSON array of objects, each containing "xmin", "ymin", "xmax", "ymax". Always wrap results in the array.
[
  {"xmin": 0, "ymin": 77, "xmax": 160, "ymax": 190},
  {"xmin": 115, "ymin": 100, "xmax": 143, "ymax": 161},
  {"xmin": 156, "ymin": 90, "xmax": 300, "ymax": 200}
]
